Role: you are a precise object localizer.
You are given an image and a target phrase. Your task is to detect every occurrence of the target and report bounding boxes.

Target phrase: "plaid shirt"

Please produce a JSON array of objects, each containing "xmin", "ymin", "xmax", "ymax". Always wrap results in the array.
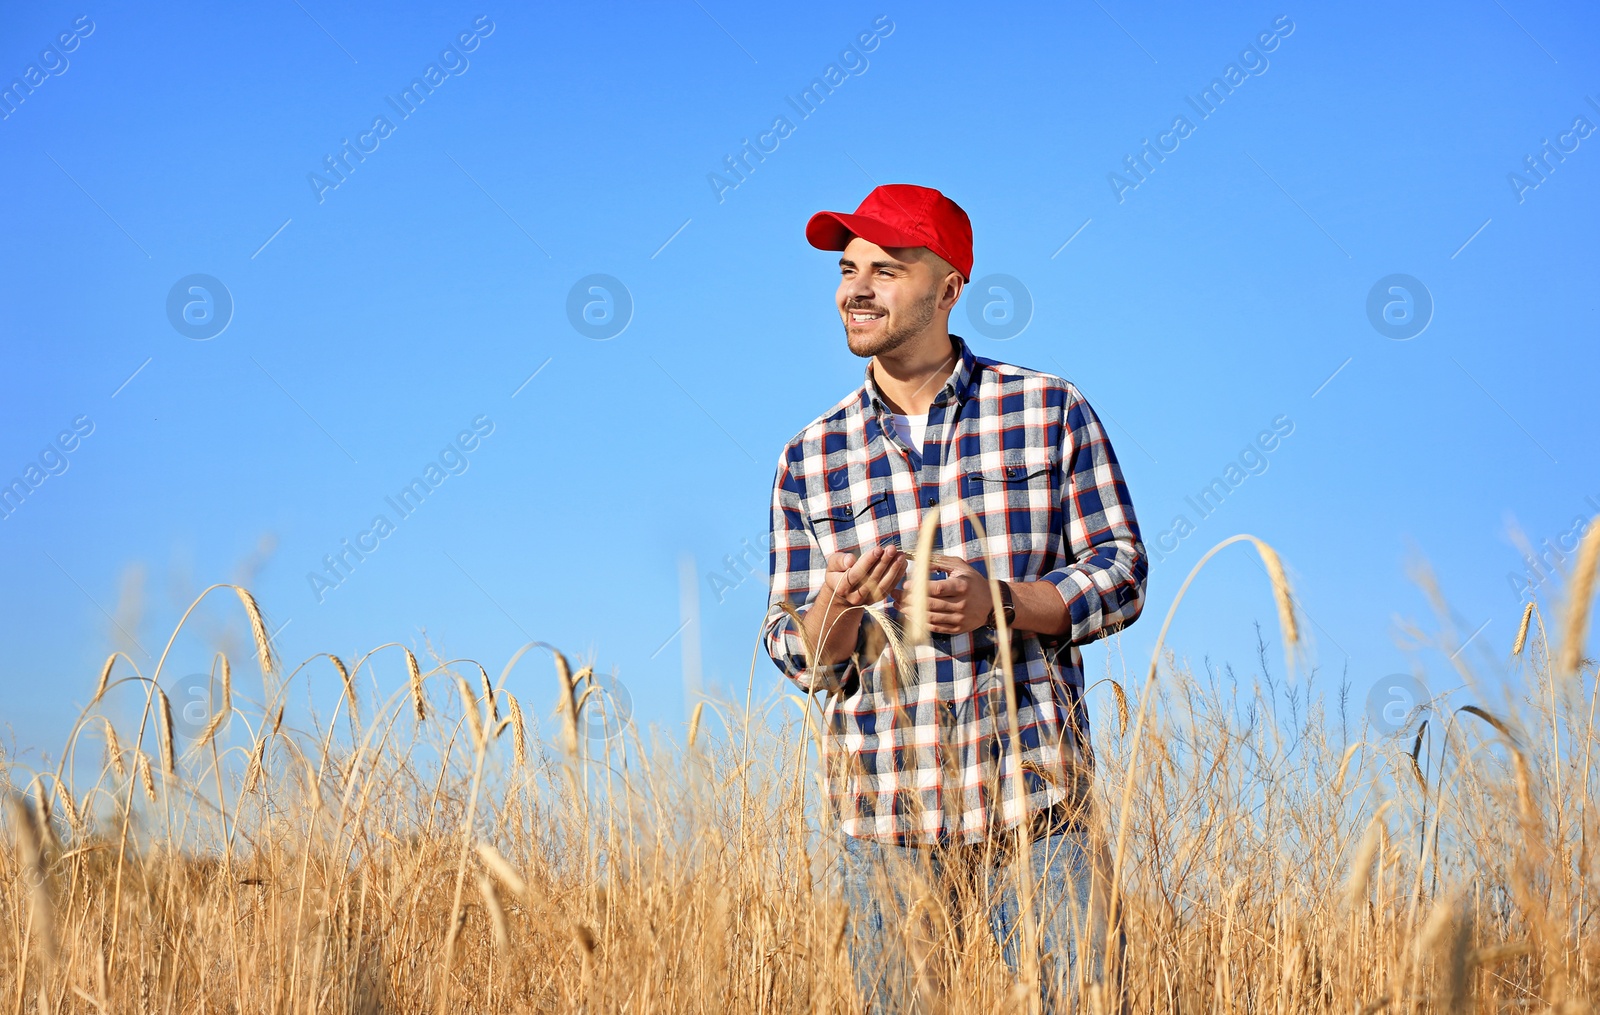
[{"xmin": 763, "ymin": 337, "xmax": 1147, "ymax": 846}]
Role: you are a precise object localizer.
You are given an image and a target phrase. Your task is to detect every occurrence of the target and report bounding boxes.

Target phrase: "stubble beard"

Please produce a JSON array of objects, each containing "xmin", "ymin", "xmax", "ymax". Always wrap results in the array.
[{"xmin": 844, "ymin": 287, "xmax": 939, "ymax": 359}]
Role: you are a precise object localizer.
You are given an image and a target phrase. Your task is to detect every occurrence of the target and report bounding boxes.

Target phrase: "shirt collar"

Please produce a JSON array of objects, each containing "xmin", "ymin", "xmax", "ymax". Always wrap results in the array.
[{"xmin": 860, "ymin": 335, "xmax": 979, "ymax": 417}]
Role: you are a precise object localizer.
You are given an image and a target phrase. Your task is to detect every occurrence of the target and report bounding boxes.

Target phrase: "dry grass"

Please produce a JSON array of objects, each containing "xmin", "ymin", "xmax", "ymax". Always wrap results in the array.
[{"xmin": 3, "ymin": 546, "xmax": 1599, "ymax": 1013}]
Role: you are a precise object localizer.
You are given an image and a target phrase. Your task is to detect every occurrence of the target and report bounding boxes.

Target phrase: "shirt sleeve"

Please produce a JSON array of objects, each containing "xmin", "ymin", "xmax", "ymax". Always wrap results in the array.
[
  {"xmin": 761, "ymin": 453, "xmax": 859, "ymax": 692},
  {"xmin": 1041, "ymin": 387, "xmax": 1149, "ymax": 644}
]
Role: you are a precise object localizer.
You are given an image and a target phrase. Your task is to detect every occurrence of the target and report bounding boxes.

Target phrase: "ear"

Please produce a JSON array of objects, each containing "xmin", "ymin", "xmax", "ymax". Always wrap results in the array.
[{"xmin": 939, "ymin": 271, "xmax": 964, "ymax": 312}]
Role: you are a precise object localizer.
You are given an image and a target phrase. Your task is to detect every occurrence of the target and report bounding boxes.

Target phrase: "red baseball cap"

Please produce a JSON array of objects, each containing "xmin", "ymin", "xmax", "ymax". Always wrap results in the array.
[{"xmin": 806, "ymin": 184, "xmax": 973, "ymax": 282}]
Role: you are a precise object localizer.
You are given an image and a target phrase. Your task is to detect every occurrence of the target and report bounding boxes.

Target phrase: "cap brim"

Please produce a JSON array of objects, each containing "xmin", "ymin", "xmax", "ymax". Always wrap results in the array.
[{"xmin": 805, "ymin": 211, "xmax": 923, "ymax": 253}]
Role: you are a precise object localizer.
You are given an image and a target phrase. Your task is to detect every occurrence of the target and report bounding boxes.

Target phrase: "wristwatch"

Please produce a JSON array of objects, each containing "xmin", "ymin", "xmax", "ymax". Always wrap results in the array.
[{"xmin": 986, "ymin": 581, "xmax": 1016, "ymax": 630}]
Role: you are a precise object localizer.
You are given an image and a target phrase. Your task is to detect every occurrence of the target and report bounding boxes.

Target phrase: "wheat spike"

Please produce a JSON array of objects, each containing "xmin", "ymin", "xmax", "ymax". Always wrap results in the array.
[
  {"xmin": 477, "ymin": 842, "xmax": 529, "ymax": 899},
  {"xmin": 56, "ymin": 785, "xmax": 83, "ymax": 838},
  {"xmin": 904, "ymin": 508, "xmax": 942, "ymax": 646},
  {"xmin": 234, "ymin": 585, "xmax": 277, "ymax": 677},
  {"xmin": 103, "ymin": 721, "xmax": 127, "ymax": 780},
  {"xmin": 687, "ymin": 700, "xmax": 706, "ymax": 751},
  {"xmin": 136, "ymin": 751, "xmax": 157, "ymax": 802},
  {"xmin": 1251, "ymin": 537, "xmax": 1299, "ymax": 648},
  {"xmin": 155, "ymin": 688, "xmax": 176, "ymax": 775},
  {"xmin": 29, "ymin": 777, "xmax": 60, "ymax": 854},
  {"xmin": 478, "ymin": 665, "xmax": 498, "ymax": 722},
  {"xmin": 331, "ymin": 654, "xmax": 357, "ymax": 721},
  {"xmin": 458, "ymin": 675, "xmax": 484, "ymax": 750},
  {"xmin": 1345, "ymin": 801, "xmax": 1393, "ymax": 906},
  {"xmin": 406, "ymin": 649, "xmax": 426, "ymax": 723},
  {"xmin": 479, "ymin": 874, "xmax": 510, "ymax": 950},
  {"xmin": 554, "ymin": 652, "xmax": 579, "ymax": 756},
  {"xmin": 504, "ymin": 691, "xmax": 528, "ymax": 769},
  {"xmin": 194, "ymin": 657, "xmax": 232, "ymax": 753},
  {"xmin": 243, "ymin": 737, "xmax": 267, "ymax": 794},
  {"xmin": 1420, "ymin": 889, "xmax": 1471, "ymax": 1011},
  {"xmin": 302, "ymin": 755, "xmax": 323, "ymax": 812},
  {"xmin": 9, "ymin": 795, "xmax": 56, "ymax": 966},
  {"xmin": 1557, "ymin": 518, "xmax": 1600, "ymax": 676},
  {"xmin": 1331, "ymin": 741, "xmax": 1363, "ymax": 795},
  {"xmin": 1512, "ymin": 601, "xmax": 1535, "ymax": 655},
  {"xmin": 862, "ymin": 601, "xmax": 912, "ymax": 705},
  {"xmin": 91, "ymin": 654, "xmax": 116, "ymax": 708},
  {"xmin": 1460, "ymin": 704, "xmax": 1512, "ymax": 739},
  {"xmin": 1408, "ymin": 720, "xmax": 1429, "ymax": 790},
  {"xmin": 776, "ymin": 601, "xmax": 814, "ymax": 673},
  {"xmin": 1110, "ymin": 680, "xmax": 1130, "ymax": 736}
]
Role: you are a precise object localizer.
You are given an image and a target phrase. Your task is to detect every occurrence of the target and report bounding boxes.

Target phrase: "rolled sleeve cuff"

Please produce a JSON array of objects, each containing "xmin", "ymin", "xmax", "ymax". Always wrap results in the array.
[
  {"xmin": 766, "ymin": 611, "xmax": 858, "ymax": 693},
  {"xmin": 1043, "ymin": 567, "xmax": 1104, "ymax": 639}
]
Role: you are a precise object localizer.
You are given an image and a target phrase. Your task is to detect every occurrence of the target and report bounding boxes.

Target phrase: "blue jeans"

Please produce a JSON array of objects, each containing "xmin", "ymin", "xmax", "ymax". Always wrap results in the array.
[{"xmin": 835, "ymin": 824, "xmax": 1115, "ymax": 1012}]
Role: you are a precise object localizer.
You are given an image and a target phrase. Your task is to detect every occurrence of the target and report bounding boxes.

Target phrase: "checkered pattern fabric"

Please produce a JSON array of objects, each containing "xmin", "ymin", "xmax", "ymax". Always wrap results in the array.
[{"xmin": 763, "ymin": 337, "xmax": 1147, "ymax": 845}]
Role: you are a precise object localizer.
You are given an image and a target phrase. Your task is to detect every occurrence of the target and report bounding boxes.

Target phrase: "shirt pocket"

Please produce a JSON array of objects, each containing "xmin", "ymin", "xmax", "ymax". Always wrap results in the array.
[
  {"xmin": 971, "ymin": 447, "xmax": 1054, "ymax": 491},
  {"xmin": 810, "ymin": 487, "xmax": 890, "ymax": 558},
  {"xmin": 966, "ymin": 447, "xmax": 1056, "ymax": 562}
]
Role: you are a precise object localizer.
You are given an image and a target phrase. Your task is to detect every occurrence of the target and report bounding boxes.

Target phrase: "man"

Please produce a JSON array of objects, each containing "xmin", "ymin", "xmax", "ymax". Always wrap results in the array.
[{"xmin": 761, "ymin": 184, "xmax": 1148, "ymax": 1011}]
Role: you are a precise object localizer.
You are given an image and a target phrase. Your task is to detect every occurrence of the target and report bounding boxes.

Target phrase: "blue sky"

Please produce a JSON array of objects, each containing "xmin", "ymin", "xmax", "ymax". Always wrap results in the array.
[{"xmin": 2, "ymin": 1, "xmax": 1596, "ymax": 757}]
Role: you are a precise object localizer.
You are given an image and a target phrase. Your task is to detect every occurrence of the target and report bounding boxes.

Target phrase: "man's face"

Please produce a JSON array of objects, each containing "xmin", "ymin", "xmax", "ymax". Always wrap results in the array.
[{"xmin": 836, "ymin": 237, "xmax": 949, "ymax": 358}]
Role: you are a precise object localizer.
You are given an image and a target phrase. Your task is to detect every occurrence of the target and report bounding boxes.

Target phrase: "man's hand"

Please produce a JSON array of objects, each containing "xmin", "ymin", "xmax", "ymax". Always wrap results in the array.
[
  {"xmin": 919, "ymin": 554, "xmax": 1073, "ymax": 637},
  {"xmin": 923, "ymin": 554, "xmax": 996, "ymax": 635},
  {"xmin": 804, "ymin": 545, "xmax": 906, "ymax": 668},
  {"xmin": 821, "ymin": 544, "xmax": 907, "ymax": 611}
]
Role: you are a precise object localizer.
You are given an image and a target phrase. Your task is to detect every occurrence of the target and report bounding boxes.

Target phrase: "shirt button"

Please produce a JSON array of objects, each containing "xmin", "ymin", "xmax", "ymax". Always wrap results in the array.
[{"xmin": 925, "ymin": 493, "xmax": 938, "ymax": 506}]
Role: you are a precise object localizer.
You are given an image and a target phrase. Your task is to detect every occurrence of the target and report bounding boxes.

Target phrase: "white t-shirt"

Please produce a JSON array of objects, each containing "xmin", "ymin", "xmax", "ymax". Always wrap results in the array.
[{"xmin": 888, "ymin": 412, "xmax": 928, "ymax": 450}]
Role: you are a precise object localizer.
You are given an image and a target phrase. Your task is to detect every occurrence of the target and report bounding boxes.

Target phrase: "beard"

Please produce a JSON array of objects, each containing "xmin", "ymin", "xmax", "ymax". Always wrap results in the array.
[{"xmin": 843, "ymin": 287, "xmax": 939, "ymax": 359}]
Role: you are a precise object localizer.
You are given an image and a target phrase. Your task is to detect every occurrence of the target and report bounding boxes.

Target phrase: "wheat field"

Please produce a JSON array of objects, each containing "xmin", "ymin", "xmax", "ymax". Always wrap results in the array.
[{"xmin": 4, "ymin": 530, "xmax": 1599, "ymax": 1013}]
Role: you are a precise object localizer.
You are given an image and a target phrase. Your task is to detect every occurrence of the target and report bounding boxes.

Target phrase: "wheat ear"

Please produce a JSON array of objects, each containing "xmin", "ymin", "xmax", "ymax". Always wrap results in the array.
[
  {"xmin": 1557, "ymin": 519, "xmax": 1600, "ymax": 676},
  {"xmin": 406, "ymin": 649, "xmax": 426, "ymax": 722}
]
